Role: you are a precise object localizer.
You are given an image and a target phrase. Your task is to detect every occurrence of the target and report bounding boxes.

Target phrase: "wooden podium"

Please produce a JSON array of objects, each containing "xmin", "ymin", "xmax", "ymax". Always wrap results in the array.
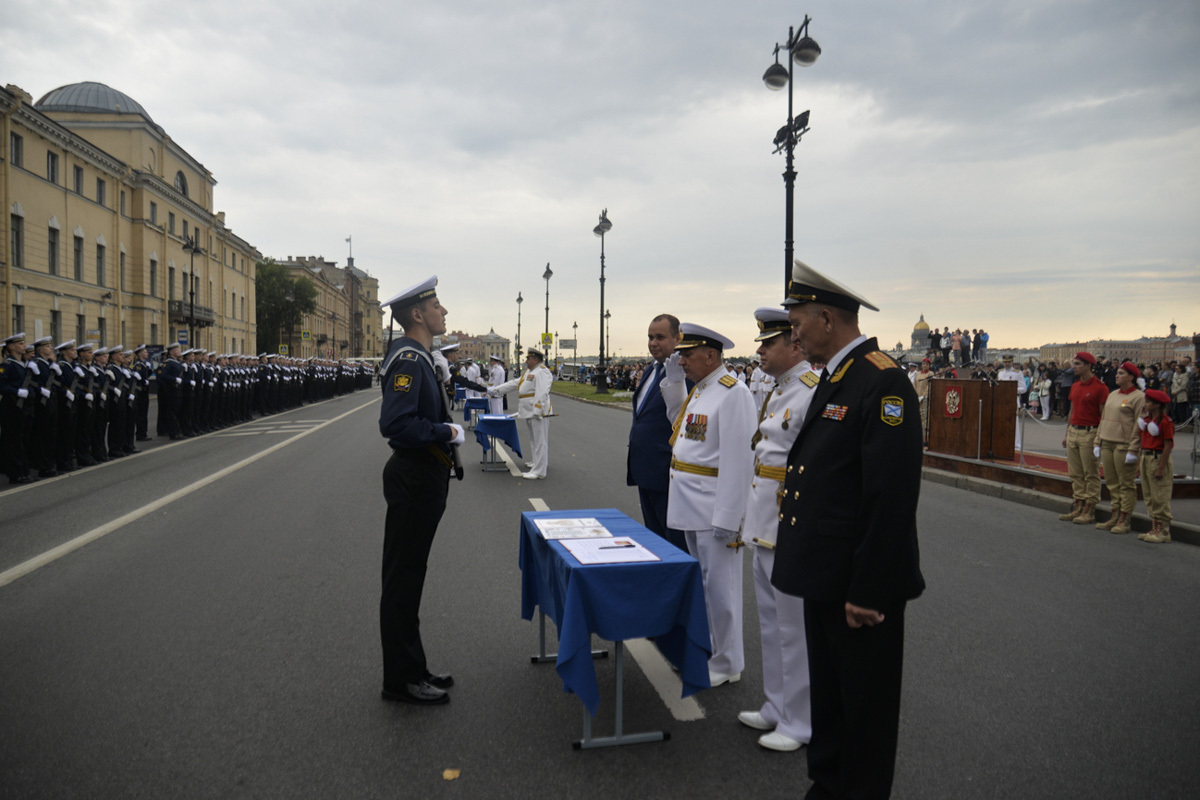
[{"xmin": 928, "ymin": 379, "xmax": 1017, "ymax": 460}]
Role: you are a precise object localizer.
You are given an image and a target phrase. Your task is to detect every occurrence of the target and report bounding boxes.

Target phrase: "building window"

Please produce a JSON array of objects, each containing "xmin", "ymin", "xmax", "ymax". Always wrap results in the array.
[
  {"xmin": 150, "ymin": 259, "xmax": 158, "ymax": 296},
  {"xmin": 151, "ymin": 322, "xmax": 158, "ymax": 344},
  {"xmin": 120, "ymin": 252, "xmax": 126, "ymax": 291},
  {"xmin": 9, "ymin": 215, "xmax": 23, "ymax": 268},
  {"xmin": 182, "ymin": 220, "xmax": 188, "ymax": 240},
  {"xmin": 48, "ymin": 227, "xmax": 59, "ymax": 275},
  {"xmin": 241, "ymin": 295, "xmax": 246, "ymax": 321},
  {"xmin": 98, "ymin": 317, "xmax": 106, "ymax": 347},
  {"xmin": 51, "ymin": 310, "xmax": 62, "ymax": 343},
  {"xmin": 73, "ymin": 165, "xmax": 84, "ymax": 194},
  {"xmin": 120, "ymin": 191, "xmax": 126, "ymax": 216},
  {"xmin": 168, "ymin": 212, "xmax": 175, "ymax": 235},
  {"xmin": 96, "ymin": 244, "xmax": 106, "ymax": 287},
  {"xmin": 76, "ymin": 314, "xmax": 85, "ymax": 344},
  {"xmin": 96, "ymin": 178, "xmax": 106, "ymax": 206},
  {"xmin": 174, "ymin": 171, "xmax": 188, "ymax": 197},
  {"xmin": 47, "ymin": 152, "xmax": 58, "ymax": 184},
  {"xmin": 169, "ymin": 267, "xmax": 176, "ymax": 301},
  {"xmin": 73, "ymin": 236, "xmax": 84, "ymax": 281},
  {"xmin": 9, "ymin": 133, "xmax": 22, "ymax": 168},
  {"xmin": 121, "ymin": 321, "xmax": 127, "ymax": 346},
  {"xmin": 209, "ymin": 279, "xmax": 213, "ymax": 305},
  {"xmin": 149, "ymin": 201, "xmax": 158, "ymax": 224},
  {"xmin": 12, "ymin": 305, "xmax": 24, "ymax": 335}
]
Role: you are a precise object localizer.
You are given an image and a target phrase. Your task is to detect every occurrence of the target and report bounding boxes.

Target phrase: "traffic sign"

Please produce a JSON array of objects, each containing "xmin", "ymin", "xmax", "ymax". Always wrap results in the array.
[{"xmin": 279, "ymin": 344, "xmax": 289, "ymax": 355}]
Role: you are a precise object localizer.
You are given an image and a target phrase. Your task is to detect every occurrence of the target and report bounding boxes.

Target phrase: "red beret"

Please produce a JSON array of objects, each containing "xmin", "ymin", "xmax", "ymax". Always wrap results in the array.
[
  {"xmin": 1145, "ymin": 389, "xmax": 1171, "ymax": 405},
  {"xmin": 1119, "ymin": 361, "xmax": 1140, "ymax": 379},
  {"xmin": 1074, "ymin": 352, "xmax": 1096, "ymax": 365},
  {"xmin": 922, "ymin": 358, "xmax": 931, "ymax": 364}
]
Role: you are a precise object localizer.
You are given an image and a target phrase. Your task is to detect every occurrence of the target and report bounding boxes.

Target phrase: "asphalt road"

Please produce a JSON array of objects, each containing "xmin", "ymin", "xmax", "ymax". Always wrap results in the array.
[{"xmin": 1, "ymin": 390, "xmax": 1198, "ymax": 799}]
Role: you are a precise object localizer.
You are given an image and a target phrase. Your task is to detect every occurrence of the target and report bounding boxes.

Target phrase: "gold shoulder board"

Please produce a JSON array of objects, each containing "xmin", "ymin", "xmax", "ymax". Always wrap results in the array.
[
  {"xmin": 865, "ymin": 351, "xmax": 898, "ymax": 370},
  {"xmin": 800, "ymin": 371, "xmax": 819, "ymax": 387},
  {"xmin": 718, "ymin": 374, "xmax": 738, "ymax": 388}
]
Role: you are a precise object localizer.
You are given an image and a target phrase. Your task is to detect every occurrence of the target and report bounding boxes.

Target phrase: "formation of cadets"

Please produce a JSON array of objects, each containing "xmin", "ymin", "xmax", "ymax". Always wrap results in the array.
[{"xmin": 1, "ymin": 331, "xmax": 374, "ymax": 485}]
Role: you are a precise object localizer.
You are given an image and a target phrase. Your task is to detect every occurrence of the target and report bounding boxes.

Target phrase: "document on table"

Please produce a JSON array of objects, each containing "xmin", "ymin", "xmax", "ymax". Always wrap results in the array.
[
  {"xmin": 559, "ymin": 538, "xmax": 661, "ymax": 565},
  {"xmin": 534, "ymin": 517, "xmax": 614, "ymax": 540}
]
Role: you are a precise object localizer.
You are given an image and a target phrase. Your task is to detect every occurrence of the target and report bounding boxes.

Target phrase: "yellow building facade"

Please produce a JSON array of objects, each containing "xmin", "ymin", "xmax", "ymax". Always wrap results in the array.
[
  {"xmin": 277, "ymin": 255, "xmax": 383, "ymax": 359},
  {"xmin": 1, "ymin": 81, "xmax": 258, "ymax": 352}
]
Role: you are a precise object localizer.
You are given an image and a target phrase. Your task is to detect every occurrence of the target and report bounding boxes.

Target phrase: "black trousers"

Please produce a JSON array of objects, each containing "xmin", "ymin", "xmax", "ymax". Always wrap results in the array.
[
  {"xmin": 637, "ymin": 486, "xmax": 687, "ymax": 551},
  {"xmin": 804, "ymin": 600, "xmax": 907, "ymax": 800},
  {"xmin": 381, "ymin": 448, "xmax": 449, "ymax": 689},
  {"xmin": 135, "ymin": 389, "xmax": 150, "ymax": 437}
]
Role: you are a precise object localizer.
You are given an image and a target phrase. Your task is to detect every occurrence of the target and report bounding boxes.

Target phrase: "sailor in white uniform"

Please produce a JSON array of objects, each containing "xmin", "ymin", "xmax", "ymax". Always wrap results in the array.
[
  {"xmin": 996, "ymin": 354, "xmax": 1027, "ymax": 450},
  {"xmin": 489, "ymin": 347, "xmax": 553, "ymax": 479},
  {"xmin": 738, "ymin": 307, "xmax": 820, "ymax": 752},
  {"xmin": 487, "ymin": 355, "xmax": 507, "ymax": 415},
  {"xmin": 662, "ymin": 323, "xmax": 756, "ymax": 687}
]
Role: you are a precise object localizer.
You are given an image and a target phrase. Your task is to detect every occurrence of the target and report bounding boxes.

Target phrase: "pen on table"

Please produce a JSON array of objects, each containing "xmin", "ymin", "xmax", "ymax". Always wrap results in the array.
[{"xmin": 599, "ymin": 542, "xmax": 636, "ymax": 549}]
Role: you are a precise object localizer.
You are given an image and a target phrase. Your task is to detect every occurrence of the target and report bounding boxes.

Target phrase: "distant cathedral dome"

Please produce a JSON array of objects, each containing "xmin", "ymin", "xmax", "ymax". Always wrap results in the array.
[{"xmin": 913, "ymin": 314, "xmax": 929, "ymax": 332}]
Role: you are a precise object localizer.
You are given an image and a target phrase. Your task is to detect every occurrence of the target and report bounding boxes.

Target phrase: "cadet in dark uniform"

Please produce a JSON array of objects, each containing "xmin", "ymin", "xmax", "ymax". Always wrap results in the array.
[
  {"xmin": 1, "ymin": 332, "xmax": 35, "ymax": 484},
  {"xmin": 74, "ymin": 343, "xmax": 98, "ymax": 466},
  {"xmin": 772, "ymin": 260, "xmax": 925, "ymax": 800},
  {"xmin": 157, "ymin": 343, "xmax": 183, "ymax": 439},
  {"xmin": 133, "ymin": 344, "xmax": 154, "ymax": 441},
  {"xmin": 377, "ymin": 276, "xmax": 465, "ymax": 706},
  {"xmin": 54, "ymin": 340, "xmax": 81, "ymax": 472}
]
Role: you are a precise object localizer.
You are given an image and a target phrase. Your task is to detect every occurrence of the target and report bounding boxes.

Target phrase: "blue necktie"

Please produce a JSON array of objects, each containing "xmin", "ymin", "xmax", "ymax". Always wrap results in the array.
[{"xmin": 637, "ymin": 363, "xmax": 661, "ymax": 415}]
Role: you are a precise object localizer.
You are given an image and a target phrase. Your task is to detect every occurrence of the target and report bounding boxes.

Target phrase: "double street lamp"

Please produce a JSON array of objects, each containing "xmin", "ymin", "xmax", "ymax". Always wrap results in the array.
[
  {"xmin": 763, "ymin": 15, "xmax": 821, "ymax": 292},
  {"xmin": 593, "ymin": 209, "xmax": 612, "ymax": 393}
]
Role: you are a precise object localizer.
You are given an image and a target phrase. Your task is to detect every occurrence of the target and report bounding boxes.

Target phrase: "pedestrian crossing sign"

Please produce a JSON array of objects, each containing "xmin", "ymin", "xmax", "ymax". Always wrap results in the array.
[{"xmin": 279, "ymin": 345, "xmax": 289, "ymax": 355}]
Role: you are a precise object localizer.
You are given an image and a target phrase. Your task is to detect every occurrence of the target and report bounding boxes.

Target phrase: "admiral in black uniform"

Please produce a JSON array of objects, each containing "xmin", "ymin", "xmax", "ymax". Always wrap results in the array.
[
  {"xmin": 772, "ymin": 260, "xmax": 925, "ymax": 800},
  {"xmin": 377, "ymin": 276, "xmax": 465, "ymax": 706}
]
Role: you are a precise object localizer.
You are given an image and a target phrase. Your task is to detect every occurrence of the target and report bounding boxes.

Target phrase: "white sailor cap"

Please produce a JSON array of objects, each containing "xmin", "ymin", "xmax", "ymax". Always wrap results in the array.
[
  {"xmin": 489, "ymin": 354, "xmax": 505, "ymax": 362},
  {"xmin": 134, "ymin": 344, "xmax": 148, "ymax": 353},
  {"xmin": 94, "ymin": 346, "xmax": 109, "ymax": 355},
  {"xmin": 439, "ymin": 342, "xmax": 460, "ymax": 352},
  {"xmin": 167, "ymin": 342, "xmax": 182, "ymax": 351},
  {"xmin": 109, "ymin": 345, "xmax": 124, "ymax": 355},
  {"xmin": 781, "ymin": 259, "xmax": 879, "ymax": 313},
  {"xmin": 381, "ymin": 275, "xmax": 438, "ymax": 311},
  {"xmin": 526, "ymin": 347, "xmax": 545, "ymax": 360},
  {"xmin": 55, "ymin": 339, "xmax": 77, "ymax": 351},
  {"xmin": 677, "ymin": 323, "xmax": 734, "ymax": 352},
  {"xmin": 3, "ymin": 331, "xmax": 25, "ymax": 345},
  {"xmin": 33, "ymin": 335, "xmax": 54, "ymax": 347},
  {"xmin": 753, "ymin": 308, "xmax": 791, "ymax": 342},
  {"xmin": 77, "ymin": 342, "xmax": 96, "ymax": 352}
]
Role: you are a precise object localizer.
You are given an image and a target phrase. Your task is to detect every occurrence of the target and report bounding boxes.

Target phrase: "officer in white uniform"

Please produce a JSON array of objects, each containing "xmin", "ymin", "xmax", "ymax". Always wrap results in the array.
[
  {"xmin": 738, "ymin": 308, "xmax": 820, "ymax": 752},
  {"xmin": 997, "ymin": 354, "xmax": 1027, "ymax": 450},
  {"xmin": 662, "ymin": 323, "xmax": 756, "ymax": 687},
  {"xmin": 487, "ymin": 355, "xmax": 507, "ymax": 415},
  {"xmin": 490, "ymin": 347, "xmax": 553, "ymax": 479},
  {"xmin": 463, "ymin": 359, "xmax": 482, "ymax": 400}
]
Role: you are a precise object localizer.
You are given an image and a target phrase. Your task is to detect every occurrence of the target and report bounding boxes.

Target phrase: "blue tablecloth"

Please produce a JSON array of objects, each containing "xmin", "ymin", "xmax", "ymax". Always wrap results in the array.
[
  {"xmin": 454, "ymin": 385, "xmax": 466, "ymax": 401},
  {"xmin": 519, "ymin": 508, "xmax": 711, "ymax": 715},
  {"xmin": 475, "ymin": 414, "xmax": 522, "ymax": 457},
  {"xmin": 463, "ymin": 397, "xmax": 489, "ymax": 423}
]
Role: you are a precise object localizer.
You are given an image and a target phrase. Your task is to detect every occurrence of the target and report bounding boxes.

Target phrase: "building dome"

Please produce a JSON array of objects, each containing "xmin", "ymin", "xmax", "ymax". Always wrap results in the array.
[
  {"xmin": 35, "ymin": 81, "xmax": 155, "ymax": 123},
  {"xmin": 913, "ymin": 313, "xmax": 929, "ymax": 331}
]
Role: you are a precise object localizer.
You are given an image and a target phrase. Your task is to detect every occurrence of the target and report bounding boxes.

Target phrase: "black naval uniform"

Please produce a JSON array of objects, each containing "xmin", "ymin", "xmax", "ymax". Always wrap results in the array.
[
  {"xmin": 134, "ymin": 358, "xmax": 153, "ymax": 440},
  {"xmin": 772, "ymin": 337, "xmax": 925, "ymax": 800},
  {"xmin": 378, "ymin": 336, "xmax": 456, "ymax": 693},
  {"xmin": 0, "ymin": 357, "xmax": 34, "ymax": 482}
]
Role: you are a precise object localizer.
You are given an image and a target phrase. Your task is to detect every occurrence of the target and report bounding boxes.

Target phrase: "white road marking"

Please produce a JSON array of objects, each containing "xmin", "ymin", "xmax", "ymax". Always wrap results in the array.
[
  {"xmin": 528, "ymin": 498, "xmax": 706, "ymax": 722},
  {"xmin": 0, "ymin": 397, "xmax": 379, "ymax": 589}
]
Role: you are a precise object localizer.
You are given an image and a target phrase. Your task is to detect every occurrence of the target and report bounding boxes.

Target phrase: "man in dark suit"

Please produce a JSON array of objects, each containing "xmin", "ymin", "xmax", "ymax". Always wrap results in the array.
[
  {"xmin": 627, "ymin": 313, "xmax": 688, "ymax": 551},
  {"xmin": 772, "ymin": 260, "xmax": 925, "ymax": 800}
]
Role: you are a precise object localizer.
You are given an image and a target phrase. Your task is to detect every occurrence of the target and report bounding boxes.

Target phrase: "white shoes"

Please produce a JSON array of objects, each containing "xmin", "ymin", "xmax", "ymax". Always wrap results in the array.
[
  {"xmin": 520, "ymin": 471, "xmax": 544, "ymax": 480},
  {"xmin": 708, "ymin": 671, "xmax": 741, "ymax": 688},
  {"xmin": 737, "ymin": 710, "xmax": 772, "ymax": 731},
  {"xmin": 758, "ymin": 731, "xmax": 804, "ymax": 752}
]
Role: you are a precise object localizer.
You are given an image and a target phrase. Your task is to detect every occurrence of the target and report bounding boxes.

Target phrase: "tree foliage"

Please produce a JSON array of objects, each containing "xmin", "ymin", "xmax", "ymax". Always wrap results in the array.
[{"xmin": 255, "ymin": 259, "xmax": 318, "ymax": 353}]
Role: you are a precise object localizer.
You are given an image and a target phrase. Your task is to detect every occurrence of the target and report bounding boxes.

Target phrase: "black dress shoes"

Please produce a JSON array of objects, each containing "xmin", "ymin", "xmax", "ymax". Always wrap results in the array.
[
  {"xmin": 381, "ymin": 681, "xmax": 449, "ymax": 705},
  {"xmin": 425, "ymin": 672, "xmax": 454, "ymax": 689}
]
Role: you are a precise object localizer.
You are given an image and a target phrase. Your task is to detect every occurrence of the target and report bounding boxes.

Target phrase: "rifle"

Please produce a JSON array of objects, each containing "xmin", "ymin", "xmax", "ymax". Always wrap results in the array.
[
  {"xmin": 15, "ymin": 362, "xmax": 35, "ymax": 411},
  {"xmin": 435, "ymin": 363, "xmax": 465, "ymax": 481},
  {"xmin": 39, "ymin": 360, "xmax": 60, "ymax": 407}
]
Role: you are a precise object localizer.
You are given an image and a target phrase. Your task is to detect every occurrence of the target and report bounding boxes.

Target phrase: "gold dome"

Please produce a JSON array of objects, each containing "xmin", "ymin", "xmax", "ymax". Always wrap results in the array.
[{"xmin": 913, "ymin": 313, "xmax": 929, "ymax": 331}]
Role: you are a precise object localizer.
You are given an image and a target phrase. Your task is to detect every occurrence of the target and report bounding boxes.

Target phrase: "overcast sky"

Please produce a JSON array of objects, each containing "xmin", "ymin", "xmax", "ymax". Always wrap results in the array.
[{"xmin": 4, "ymin": 0, "xmax": 1198, "ymax": 359}]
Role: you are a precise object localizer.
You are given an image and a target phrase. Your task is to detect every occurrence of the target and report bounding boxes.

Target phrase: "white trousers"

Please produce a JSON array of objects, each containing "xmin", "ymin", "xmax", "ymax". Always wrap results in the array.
[
  {"xmin": 685, "ymin": 529, "xmax": 744, "ymax": 677},
  {"xmin": 753, "ymin": 546, "xmax": 811, "ymax": 742},
  {"xmin": 488, "ymin": 397, "xmax": 504, "ymax": 415},
  {"xmin": 524, "ymin": 416, "xmax": 549, "ymax": 477},
  {"xmin": 1014, "ymin": 405, "xmax": 1023, "ymax": 450}
]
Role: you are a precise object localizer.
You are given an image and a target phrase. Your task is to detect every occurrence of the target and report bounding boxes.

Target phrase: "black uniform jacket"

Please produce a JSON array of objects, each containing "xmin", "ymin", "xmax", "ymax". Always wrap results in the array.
[{"xmin": 771, "ymin": 337, "xmax": 925, "ymax": 609}]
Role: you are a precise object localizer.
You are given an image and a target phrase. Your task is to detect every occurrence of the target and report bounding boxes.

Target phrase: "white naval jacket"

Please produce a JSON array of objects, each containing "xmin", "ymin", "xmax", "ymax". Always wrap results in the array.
[
  {"xmin": 665, "ymin": 364, "xmax": 756, "ymax": 533},
  {"xmin": 492, "ymin": 365, "xmax": 552, "ymax": 419},
  {"xmin": 745, "ymin": 361, "xmax": 819, "ymax": 547}
]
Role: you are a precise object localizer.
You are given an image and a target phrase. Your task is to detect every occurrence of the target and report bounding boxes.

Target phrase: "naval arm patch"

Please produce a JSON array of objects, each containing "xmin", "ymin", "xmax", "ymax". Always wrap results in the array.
[
  {"xmin": 718, "ymin": 374, "xmax": 738, "ymax": 388},
  {"xmin": 866, "ymin": 351, "xmax": 898, "ymax": 370},
  {"xmin": 393, "ymin": 374, "xmax": 412, "ymax": 392},
  {"xmin": 881, "ymin": 395, "xmax": 903, "ymax": 426}
]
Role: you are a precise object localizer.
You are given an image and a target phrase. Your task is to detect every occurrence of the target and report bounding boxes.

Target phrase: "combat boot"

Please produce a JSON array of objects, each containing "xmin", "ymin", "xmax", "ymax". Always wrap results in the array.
[
  {"xmin": 1073, "ymin": 502, "xmax": 1096, "ymax": 525},
  {"xmin": 1144, "ymin": 523, "xmax": 1172, "ymax": 544},
  {"xmin": 1058, "ymin": 500, "xmax": 1082, "ymax": 522},
  {"xmin": 1095, "ymin": 511, "xmax": 1118, "ymax": 531},
  {"xmin": 1110, "ymin": 511, "xmax": 1131, "ymax": 535},
  {"xmin": 1138, "ymin": 520, "xmax": 1160, "ymax": 542}
]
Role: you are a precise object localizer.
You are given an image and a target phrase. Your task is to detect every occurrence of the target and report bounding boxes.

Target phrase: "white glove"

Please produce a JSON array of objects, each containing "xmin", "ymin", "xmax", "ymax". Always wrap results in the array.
[
  {"xmin": 1136, "ymin": 416, "xmax": 1147, "ymax": 431},
  {"xmin": 1147, "ymin": 421, "xmax": 1160, "ymax": 437},
  {"xmin": 50, "ymin": 363, "xmax": 62, "ymax": 375},
  {"xmin": 27, "ymin": 362, "xmax": 39, "ymax": 376},
  {"xmin": 176, "ymin": 377, "xmax": 183, "ymax": 384},
  {"xmin": 17, "ymin": 388, "xmax": 28, "ymax": 399},
  {"xmin": 1093, "ymin": 445, "xmax": 1101, "ymax": 458},
  {"xmin": 486, "ymin": 388, "xmax": 497, "ymax": 397},
  {"xmin": 66, "ymin": 390, "xmax": 75, "ymax": 402},
  {"xmin": 40, "ymin": 387, "xmax": 51, "ymax": 398},
  {"xmin": 85, "ymin": 393, "xmax": 94, "ymax": 402},
  {"xmin": 113, "ymin": 388, "xmax": 122, "ymax": 398},
  {"xmin": 447, "ymin": 423, "xmax": 466, "ymax": 446},
  {"xmin": 1125, "ymin": 452, "xmax": 1138, "ymax": 464},
  {"xmin": 664, "ymin": 352, "xmax": 685, "ymax": 383},
  {"xmin": 190, "ymin": 380, "xmax": 196, "ymax": 387},
  {"xmin": 712, "ymin": 527, "xmax": 739, "ymax": 543}
]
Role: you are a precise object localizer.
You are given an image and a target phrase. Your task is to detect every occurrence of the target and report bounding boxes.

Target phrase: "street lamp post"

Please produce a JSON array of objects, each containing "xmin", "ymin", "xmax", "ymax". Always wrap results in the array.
[
  {"xmin": 542, "ymin": 263, "xmax": 552, "ymax": 348},
  {"xmin": 572, "ymin": 321, "xmax": 578, "ymax": 371},
  {"xmin": 604, "ymin": 309, "xmax": 611, "ymax": 370},
  {"xmin": 763, "ymin": 14, "xmax": 820, "ymax": 292},
  {"xmin": 516, "ymin": 291, "xmax": 523, "ymax": 361},
  {"xmin": 182, "ymin": 234, "xmax": 205, "ymax": 350},
  {"xmin": 593, "ymin": 209, "xmax": 612, "ymax": 393}
]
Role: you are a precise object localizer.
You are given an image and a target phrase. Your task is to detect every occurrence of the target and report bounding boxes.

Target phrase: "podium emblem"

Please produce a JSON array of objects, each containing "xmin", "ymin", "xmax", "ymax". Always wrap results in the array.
[{"xmin": 944, "ymin": 386, "xmax": 963, "ymax": 418}]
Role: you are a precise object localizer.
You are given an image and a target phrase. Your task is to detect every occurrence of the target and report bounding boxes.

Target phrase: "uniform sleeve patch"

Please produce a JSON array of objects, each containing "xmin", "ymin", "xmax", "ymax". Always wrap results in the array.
[
  {"xmin": 881, "ymin": 396, "xmax": 904, "ymax": 426},
  {"xmin": 866, "ymin": 351, "xmax": 898, "ymax": 370},
  {"xmin": 718, "ymin": 374, "xmax": 738, "ymax": 388},
  {"xmin": 393, "ymin": 374, "xmax": 412, "ymax": 392},
  {"xmin": 401, "ymin": 352, "xmax": 417, "ymax": 361}
]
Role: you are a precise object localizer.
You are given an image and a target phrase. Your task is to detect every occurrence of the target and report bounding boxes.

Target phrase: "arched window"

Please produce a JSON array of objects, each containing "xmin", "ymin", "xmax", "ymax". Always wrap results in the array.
[{"xmin": 174, "ymin": 171, "xmax": 188, "ymax": 197}]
